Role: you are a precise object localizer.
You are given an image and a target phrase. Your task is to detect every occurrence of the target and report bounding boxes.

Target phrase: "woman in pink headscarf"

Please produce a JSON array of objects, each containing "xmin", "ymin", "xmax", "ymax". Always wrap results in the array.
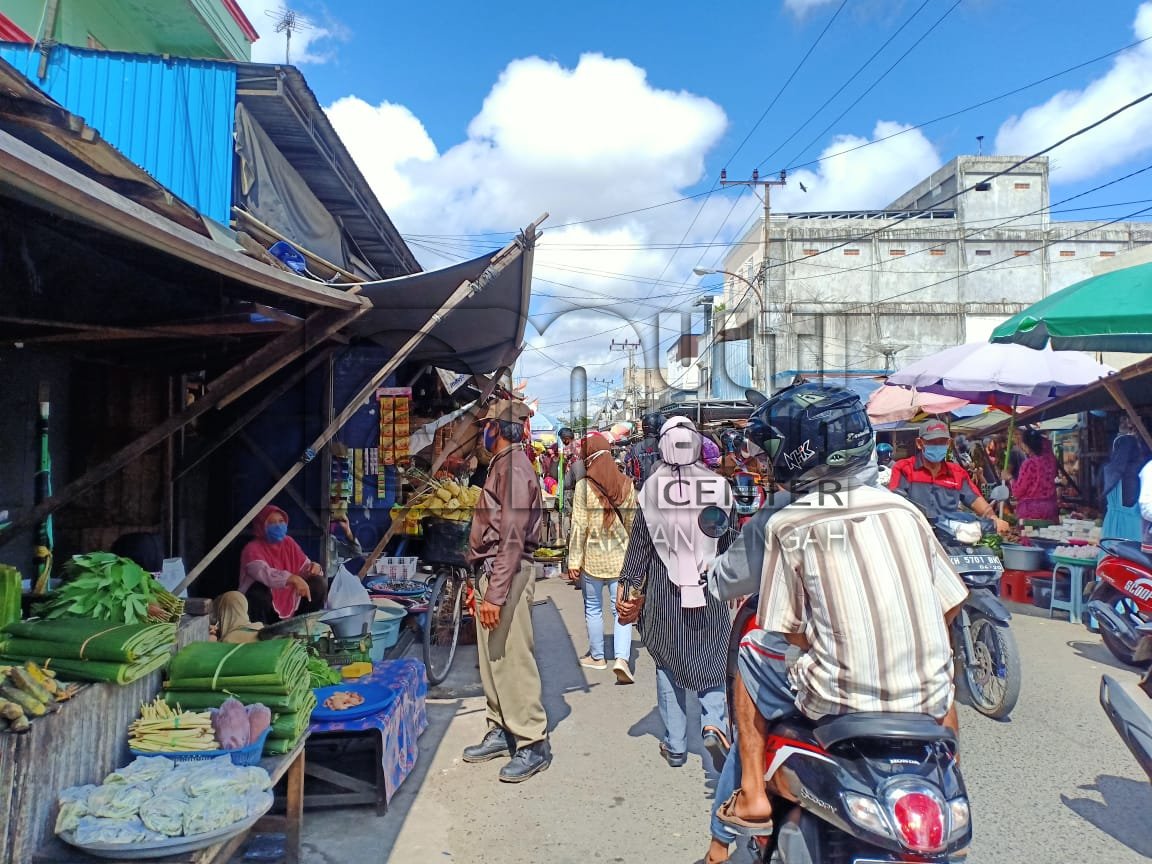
[
  {"xmin": 617, "ymin": 417, "xmax": 735, "ymax": 769},
  {"xmin": 239, "ymin": 504, "xmax": 327, "ymax": 624}
]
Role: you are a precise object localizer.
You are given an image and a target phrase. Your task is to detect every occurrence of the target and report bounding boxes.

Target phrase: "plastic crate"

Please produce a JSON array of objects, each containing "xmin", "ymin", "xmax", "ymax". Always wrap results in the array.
[
  {"xmin": 374, "ymin": 557, "xmax": 420, "ymax": 580},
  {"xmin": 129, "ymin": 728, "xmax": 271, "ymax": 766}
]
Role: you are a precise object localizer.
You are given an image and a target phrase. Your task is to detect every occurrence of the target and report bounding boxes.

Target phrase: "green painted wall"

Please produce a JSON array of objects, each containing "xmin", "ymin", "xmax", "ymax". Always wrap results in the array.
[{"xmin": 1, "ymin": 0, "xmax": 251, "ymax": 61}]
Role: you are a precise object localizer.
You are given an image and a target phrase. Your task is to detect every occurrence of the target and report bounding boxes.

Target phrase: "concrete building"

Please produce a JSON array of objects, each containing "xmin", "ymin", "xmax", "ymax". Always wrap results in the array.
[{"xmin": 698, "ymin": 155, "xmax": 1152, "ymax": 396}]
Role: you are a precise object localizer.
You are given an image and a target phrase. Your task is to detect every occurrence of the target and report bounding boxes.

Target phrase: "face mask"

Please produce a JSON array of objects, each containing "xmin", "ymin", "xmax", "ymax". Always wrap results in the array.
[
  {"xmin": 482, "ymin": 423, "xmax": 499, "ymax": 453},
  {"xmin": 265, "ymin": 523, "xmax": 288, "ymax": 543},
  {"xmin": 922, "ymin": 444, "xmax": 949, "ymax": 463}
]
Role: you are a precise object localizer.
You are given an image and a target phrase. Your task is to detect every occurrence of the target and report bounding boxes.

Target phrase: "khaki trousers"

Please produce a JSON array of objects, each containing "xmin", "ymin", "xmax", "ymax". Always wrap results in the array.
[{"xmin": 477, "ymin": 561, "xmax": 548, "ymax": 747}]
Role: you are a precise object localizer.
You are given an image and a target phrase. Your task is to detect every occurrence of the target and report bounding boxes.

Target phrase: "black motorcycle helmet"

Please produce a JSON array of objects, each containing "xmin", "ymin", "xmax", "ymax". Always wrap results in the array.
[
  {"xmin": 747, "ymin": 382, "xmax": 873, "ymax": 486},
  {"xmin": 719, "ymin": 428, "xmax": 745, "ymax": 455},
  {"xmin": 641, "ymin": 412, "xmax": 664, "ymax": 437}
]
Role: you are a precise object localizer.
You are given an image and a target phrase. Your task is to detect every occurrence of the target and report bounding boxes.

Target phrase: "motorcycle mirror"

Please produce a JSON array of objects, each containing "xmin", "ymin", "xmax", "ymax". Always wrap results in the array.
[
  {"xmin": 746, "ymin": 388, "xmax": 769, "ymax": 407},
  {"xmin": 698, "ymin": 505, "xmax": 731, "ymax": 539},
  {"xmin": 988, "ymin": 484, "xmax": 1010, "ymax": 502}
]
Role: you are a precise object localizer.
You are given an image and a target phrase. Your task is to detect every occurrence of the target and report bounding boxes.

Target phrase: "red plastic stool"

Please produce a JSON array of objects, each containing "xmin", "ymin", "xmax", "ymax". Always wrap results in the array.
[{"xmin": 1000, "ymin": 569, "xmax": 1035, "ymax": 603}]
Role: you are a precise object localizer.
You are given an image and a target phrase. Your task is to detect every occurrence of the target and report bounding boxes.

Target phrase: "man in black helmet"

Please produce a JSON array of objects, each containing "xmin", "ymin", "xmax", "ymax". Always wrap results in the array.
[
  {"xmin": 704, "ymin": 384, "xmax": 967, "ymax": 862},
  {"xmin": 624, "ymin": 412, "xmax": 665, "ymax": 489}
]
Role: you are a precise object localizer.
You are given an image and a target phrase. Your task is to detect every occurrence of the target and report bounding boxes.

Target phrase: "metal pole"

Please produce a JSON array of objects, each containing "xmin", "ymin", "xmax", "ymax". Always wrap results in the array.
[{"xmin": 760, "ymin": 184, "xmax": 771, "ymax": 393}]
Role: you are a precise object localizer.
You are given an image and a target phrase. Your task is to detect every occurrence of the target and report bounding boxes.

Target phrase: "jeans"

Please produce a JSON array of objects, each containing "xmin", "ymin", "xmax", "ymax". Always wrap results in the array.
[
  {"xmin": 581, "ymin": 575, "xmax": 633, "ymax": 662},
  {"xmin": 712, "ymin": 731, "xmax": 742, "ymax": 844},
  {"xmin": 654, "ymin": 665, "xmax": 727, "ymax": 755}
]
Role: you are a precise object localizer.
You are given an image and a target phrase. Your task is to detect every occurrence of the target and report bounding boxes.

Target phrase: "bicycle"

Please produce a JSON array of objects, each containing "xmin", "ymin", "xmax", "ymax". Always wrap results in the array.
[{"xmin": 420, "ymin": 564, "xmax": 471, "ymax": 685}]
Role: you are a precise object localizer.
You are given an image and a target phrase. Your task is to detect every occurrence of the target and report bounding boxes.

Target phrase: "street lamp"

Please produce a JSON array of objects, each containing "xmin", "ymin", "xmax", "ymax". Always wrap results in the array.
[{"xmin": 693, "ymin": 266, "xmax": 766, "ymax": 390}]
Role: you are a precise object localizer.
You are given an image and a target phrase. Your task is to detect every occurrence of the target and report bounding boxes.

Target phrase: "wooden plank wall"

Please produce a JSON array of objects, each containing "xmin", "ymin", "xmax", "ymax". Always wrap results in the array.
[{"xmin": 0, "ymin": 615, "xmax": 209, "ymax": 864}]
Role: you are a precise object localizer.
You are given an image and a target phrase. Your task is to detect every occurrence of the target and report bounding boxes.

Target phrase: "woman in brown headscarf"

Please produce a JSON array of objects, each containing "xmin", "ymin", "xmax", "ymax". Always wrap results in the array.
[{"xmin": 567, "ymin": 433, "xmax": 638, "ymax": 683}]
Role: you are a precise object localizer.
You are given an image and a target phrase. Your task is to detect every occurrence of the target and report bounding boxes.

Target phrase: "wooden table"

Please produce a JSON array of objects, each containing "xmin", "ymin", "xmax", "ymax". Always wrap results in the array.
[
  {"xmin": 33, "ymin": 737, "xmax": 307, "ymax": 864},
  {"xmin": 303, "ymin": 731, "xmax": 387, "ymax": 816}
]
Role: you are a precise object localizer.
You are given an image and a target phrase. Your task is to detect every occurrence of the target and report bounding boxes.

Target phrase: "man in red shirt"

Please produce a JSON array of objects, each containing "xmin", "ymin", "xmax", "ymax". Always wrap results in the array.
[{"xmin": 889, "ymin": 419, "xmax": 1009, "ymax": 533}]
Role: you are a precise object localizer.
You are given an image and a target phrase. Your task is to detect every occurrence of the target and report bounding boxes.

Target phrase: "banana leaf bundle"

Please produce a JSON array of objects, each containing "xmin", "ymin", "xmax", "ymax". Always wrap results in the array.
[
  {"xmin": 1, "ymin": 619, "xmax": 176, "ymax": 663},
  {"xmin": 163, "ymin": 687, "xmax": 313, "ymax": 714},
  {"xmin": 0, "ymin": 648, "xmax": 172, "ymax": 684},
  {"xmin": 165, "ymin": 640, "xmax": 308, "ymax": 692}
]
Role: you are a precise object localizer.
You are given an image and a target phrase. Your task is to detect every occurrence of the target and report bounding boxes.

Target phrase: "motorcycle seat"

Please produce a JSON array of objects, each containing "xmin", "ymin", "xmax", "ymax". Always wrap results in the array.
[
  {"xmin": 813, "ymin": 712, "xmax": 956, "ymax": 749},
  {"xmin": 1103, "ymin": 539, "xmax": 1152, "ymax": 571}
]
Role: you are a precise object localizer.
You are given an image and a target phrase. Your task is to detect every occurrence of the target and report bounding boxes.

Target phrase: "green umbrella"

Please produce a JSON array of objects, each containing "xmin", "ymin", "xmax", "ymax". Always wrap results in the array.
[{"xmin": 990, "ymin": 261, "xmax": 1152, "ymax": 351}]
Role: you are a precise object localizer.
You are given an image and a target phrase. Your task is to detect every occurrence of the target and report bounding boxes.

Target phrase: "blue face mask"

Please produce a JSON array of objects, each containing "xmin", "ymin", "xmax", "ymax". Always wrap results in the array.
[
  {"xmin": 482, "ymin": 423, "xmax": 499, "ymax": 453},
  {"xmin": 922, "ymin": 444, "xmax": 949, "ymax": 463},
  {"xmin": 265, "ymin": 523, "xmax": 288, "ymax": 543}
]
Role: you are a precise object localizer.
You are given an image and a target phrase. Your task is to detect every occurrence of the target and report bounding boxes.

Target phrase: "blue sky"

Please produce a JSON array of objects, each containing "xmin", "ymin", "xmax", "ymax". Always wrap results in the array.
[{"xmin": 239, "ymin": 0, "xmax": 1152, "ymax": 411}]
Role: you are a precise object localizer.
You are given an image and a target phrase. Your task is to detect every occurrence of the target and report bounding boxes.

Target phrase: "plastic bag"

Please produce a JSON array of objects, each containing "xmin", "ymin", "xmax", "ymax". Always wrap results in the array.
[{"xmin": 326, "ymin": 564, "xmax": 370, "ymax": 609}]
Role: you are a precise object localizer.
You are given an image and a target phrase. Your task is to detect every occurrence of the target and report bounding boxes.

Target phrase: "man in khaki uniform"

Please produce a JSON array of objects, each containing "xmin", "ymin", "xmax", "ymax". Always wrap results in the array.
[{"xmin": 463, "ymin": 400, "xmax": 551, "ymax": 782}]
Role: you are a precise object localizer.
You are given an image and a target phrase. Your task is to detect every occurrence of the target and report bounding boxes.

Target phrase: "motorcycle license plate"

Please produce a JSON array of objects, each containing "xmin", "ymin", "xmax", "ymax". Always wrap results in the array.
[{"xmin": 950, "ymin": 553, "xmax": 1003, "ymax": 572}]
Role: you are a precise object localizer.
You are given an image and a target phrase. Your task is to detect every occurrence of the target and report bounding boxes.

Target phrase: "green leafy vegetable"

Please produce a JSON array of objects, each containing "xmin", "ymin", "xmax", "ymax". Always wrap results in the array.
[
  {"xmin": 31, "ymin": 554, "xmax": 184, "ymax": 624},
  {"xmin": 306, "ymin": 653, "xmax": 340, "ymax": 688}
]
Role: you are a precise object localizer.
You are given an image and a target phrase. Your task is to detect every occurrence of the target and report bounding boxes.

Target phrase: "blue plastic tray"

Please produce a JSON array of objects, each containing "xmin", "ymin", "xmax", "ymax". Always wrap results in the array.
[{"xmin": 311, "ymin": 681, "xmax": 400, "ymax": 723}]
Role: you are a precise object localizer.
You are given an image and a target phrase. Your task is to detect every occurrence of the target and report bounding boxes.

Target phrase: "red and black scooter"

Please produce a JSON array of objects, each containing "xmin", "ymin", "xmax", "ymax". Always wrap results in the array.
[
  {"xmin": 1085, "ymin": 539, "xmax": 1152, "ymax": 667},
  {"xmin": 726, "ymin": 601, "xmax": 973, "ymax": 863}
]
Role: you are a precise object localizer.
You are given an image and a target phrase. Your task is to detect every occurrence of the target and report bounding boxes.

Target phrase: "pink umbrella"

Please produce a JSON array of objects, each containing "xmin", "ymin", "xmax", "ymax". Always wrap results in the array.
[{"xmin": 867, "ymin": 385, "xmax": 970, "ymax": 425}]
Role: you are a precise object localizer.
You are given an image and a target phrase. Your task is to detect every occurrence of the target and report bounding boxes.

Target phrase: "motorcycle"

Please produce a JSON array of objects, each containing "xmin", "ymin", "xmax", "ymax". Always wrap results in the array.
[
  {"xmin": 732, "ymin": 470, "xmax": 768, "ymax": 528},
  {"xmin": 1084, "ymin": 538, "xmax": 1152, "ymax": 667},
  {"xmin": 727, "ymin": 601, "xmax": 972, "ymax": 863},
  {"xmin": 931, "ymin": 514, "xmax": 1022, "ymax": 720},
  {"xmin": 1099, "ymin": 626, "xmax": 1152, "ymax": 781}
]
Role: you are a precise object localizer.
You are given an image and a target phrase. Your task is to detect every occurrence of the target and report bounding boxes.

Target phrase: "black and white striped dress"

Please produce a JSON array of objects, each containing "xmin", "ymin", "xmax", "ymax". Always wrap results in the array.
[{"xmin": 620, "ymin": 509, "xmax": 733, "ymax": 691}]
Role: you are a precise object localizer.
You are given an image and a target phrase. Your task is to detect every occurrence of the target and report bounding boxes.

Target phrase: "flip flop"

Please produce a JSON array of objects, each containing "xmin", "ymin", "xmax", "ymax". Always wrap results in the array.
[{"xmin": 715, "ymin": 790, "xmax": 775, "ymax": 836}]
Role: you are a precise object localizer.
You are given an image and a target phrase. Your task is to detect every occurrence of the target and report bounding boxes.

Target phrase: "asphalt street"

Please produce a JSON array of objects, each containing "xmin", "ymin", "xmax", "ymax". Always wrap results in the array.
[{"xmin": 299, "ymin": 579, "xmax": 1152, "ymax": 864}]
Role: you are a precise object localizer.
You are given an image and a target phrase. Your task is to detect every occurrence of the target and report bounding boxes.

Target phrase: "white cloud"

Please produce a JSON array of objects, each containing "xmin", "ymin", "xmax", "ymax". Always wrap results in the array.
[
  {"xmin": 995, "ymin": 2, "xmax": 1152, "ymax": 182},
  {"xmin": 236, "ymin": 0, "xmax": 337, "ymax": 64},
  {"xmin": 773, "ymin": 120, "xmax": 942, "ymax": 212},
  {"xmin": 784, "ymin": 0, "xmax": 842, "ymax": 13},
  {"xmin": 323, "ymin": 53, "xmax": 942, "ymax": 407}
]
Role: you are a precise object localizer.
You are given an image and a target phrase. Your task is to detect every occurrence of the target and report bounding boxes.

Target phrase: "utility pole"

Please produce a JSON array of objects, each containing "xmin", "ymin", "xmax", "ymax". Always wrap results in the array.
[
  {"xmin": 591, "ymin": 377, "xmax": 614, "ymax": 426},
  {"xmin": 610, "ymin": 339, "xmax": 641, "ymax": 419},
  {"xmin": 721, "ymin": 168, "xmax": 786, "ymax": 392}
]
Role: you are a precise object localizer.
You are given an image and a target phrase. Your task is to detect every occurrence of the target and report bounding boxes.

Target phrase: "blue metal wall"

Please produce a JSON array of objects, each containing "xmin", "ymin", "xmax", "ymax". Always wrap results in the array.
[
  {"xmin": 0, "ymin": 43, "xmax": 235, "ymax": 223},
  {"xmin": 710, "ymin": 340, "xmax": 752, "ymax": 399}
]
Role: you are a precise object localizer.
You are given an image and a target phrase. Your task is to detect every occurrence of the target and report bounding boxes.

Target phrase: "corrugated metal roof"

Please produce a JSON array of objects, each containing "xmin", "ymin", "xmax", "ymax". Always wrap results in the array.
[
  {"xmin": 0, "ymin": 43, "xmax": 236, "ymax": 223},
  {"xmin": 710, "ymin": 339, "xmax": 752, "ymax": 400}
]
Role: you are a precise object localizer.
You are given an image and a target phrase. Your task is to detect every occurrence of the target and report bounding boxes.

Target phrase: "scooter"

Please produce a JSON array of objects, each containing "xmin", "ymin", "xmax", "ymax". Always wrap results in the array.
[
  {"xmin": 1099, "ymin": 626, "xmax": 1152, "ymax": 781},
  {"xmin": 728, "ymin": 601, "xmax": 972, "ymax": 863},
  {"xmin": 931, "ymin": 513, "xmax": 1021, "ymax": 720},
  {"xmin": 1085, "ymin": 539, "xmax": 1152, "ymax": 667}
]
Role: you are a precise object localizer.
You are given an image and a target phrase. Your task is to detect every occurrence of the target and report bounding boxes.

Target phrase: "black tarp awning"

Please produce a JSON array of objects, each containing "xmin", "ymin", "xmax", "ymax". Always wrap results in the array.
[{"xmin": 348, "ymin": 240, "xmax": 535, "ymax": 376}]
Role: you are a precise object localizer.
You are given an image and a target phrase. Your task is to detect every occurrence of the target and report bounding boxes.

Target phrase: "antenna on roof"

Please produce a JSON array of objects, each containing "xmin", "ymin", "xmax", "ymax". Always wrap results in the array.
[{"xmin": 264, "ymin": 6, "xmax": 313, "ymax": 65}]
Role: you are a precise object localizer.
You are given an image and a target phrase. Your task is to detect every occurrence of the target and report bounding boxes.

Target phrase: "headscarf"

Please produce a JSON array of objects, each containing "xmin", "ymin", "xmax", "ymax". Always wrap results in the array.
[
  {"xmin": 581, "ymin": 434, "xmax": 633, "ymax": 528},
  {"xmin": 1103, "ymin": 434, "xmax": 1148, "ymax": 508},
  {"xmin": 701, "ymin": 436, "xmax": 721, "ymax": 470},
  {"xmin": 240, "ymin": 504, "xmax": 309, "ymax": 620},
  {"xmin": 215, "ymin": 591, "xmax": 263, "ymax": 643},
  {"xmin": 639, "ymin": 417, "xmax": 733, "ymax": 608}
]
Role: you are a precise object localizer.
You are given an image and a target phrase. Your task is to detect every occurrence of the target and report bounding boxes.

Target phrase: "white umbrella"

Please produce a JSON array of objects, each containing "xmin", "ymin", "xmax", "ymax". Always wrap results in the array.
[{"xmin": 887, "ymin": 342, "xmax": 1113, "ymax": 406}]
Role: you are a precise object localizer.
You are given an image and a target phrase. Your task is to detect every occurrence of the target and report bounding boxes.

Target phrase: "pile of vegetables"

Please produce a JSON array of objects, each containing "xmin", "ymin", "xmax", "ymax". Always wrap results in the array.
[
  {"xmin": 307, "ymin": 654, "xmax": 339, "ymax": 688},
  {"xmin": 403, "ymin": 477, "xmax": 483, "ymax": 524},
  {"xmin": 0, "ymin": 660, "xmax": 77, "ymax": 733},
  {"xmin": 128, "ymin": 696, "xmax": 271, "ymax": 754},
  {"xmin": 35, "ymin": 553, "xmax": 183, "ymax": 624},
  {"xmin": 55, "ymin": 755, "xmax": 273, "ymax": 845}
]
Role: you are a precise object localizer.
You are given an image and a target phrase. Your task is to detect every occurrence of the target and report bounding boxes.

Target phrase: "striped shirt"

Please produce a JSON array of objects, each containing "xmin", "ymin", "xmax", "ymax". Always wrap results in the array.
[
  {"xmin": 758, "ymin": 484, "xmax": 968, "ymax": 720},
  {"xmin": 567, "ymin": 479, "xmax": 636, "ymax": 580}
]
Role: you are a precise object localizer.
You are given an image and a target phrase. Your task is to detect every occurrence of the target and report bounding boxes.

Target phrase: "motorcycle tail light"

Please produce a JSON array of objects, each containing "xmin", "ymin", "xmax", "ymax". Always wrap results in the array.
[
  {"xmin": 948, "ymin": 797, "xmax": 971, "ymax": 840},
  {"xmin": 843, "ymin": 793, "xmax": 894, "ymax": 839},
  {"xmin": 891, "ymin": 791, "xmax": 946, "ymax": 852}
]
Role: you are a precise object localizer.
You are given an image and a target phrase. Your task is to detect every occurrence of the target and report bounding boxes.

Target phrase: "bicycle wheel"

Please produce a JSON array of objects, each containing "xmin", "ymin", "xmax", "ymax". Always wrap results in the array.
[{"xmin": 423, "ymin": 568, "xmax": 464, "ymax": 685}]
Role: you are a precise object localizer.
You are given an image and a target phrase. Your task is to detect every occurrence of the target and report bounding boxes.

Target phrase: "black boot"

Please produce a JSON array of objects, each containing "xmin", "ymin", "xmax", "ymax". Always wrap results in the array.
[
  {"xmin": 462, "ymin": 727, "xmax": 515, "ymax": 763},
  {"xmin": 498, "ymin": 739, "xmax": 552, "ymax": 783}
]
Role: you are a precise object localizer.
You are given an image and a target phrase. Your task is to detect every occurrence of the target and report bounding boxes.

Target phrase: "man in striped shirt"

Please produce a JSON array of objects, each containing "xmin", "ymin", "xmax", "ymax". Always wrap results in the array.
[{"xmin": 707, "ymin": 384, "xmax": 967, "ymax": 861}]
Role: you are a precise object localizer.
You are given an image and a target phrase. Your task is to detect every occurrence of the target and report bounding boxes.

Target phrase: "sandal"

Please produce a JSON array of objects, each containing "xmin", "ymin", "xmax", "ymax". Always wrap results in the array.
[{"xmin": 715, "ymin": 790, "xmax": 774, "ymax": 836}]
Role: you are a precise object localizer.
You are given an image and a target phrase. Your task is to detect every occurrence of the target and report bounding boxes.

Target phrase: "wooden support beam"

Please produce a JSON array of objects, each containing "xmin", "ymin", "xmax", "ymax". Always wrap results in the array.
[
  {"xmin": 0, "ymin": 309, "xmax": 358, "ymax": 547},
  {"xmin": 239, "ymin": 433, "xmax": 322, "ymax": 529},
  {"xmin": 178, "ymin": 230, "xmax": 534, "ymax": 593},
  {"xmin": 173, "ymin": 349, "xmax": 334, "ymax": 482},
  {"xmin": 233, "ymin": 207, "xmax": 365, "ymax": 289},
  {"xmin": 1104, "ymin": 377, "xmax": 1152, "ymax": 451}
]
